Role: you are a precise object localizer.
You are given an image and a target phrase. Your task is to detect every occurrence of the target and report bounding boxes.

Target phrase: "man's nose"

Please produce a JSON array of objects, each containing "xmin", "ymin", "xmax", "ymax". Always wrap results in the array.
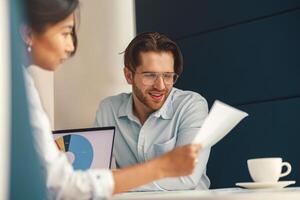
[{"xmin": 153, "ymin": 75, "xmax": 166, "ymax": 90}]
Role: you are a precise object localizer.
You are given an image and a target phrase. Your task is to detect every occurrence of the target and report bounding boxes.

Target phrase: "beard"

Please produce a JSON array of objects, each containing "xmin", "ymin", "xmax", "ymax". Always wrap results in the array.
[{"xmin": 132, "ymin": 83, "xmax": 170, "ymax": 112}]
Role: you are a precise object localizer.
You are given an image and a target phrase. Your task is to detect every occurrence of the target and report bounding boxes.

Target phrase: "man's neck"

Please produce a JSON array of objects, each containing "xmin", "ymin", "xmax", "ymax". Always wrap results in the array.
[{"xmin": 132, "ymin": 96, "xmax": 152, "ymax": 125}]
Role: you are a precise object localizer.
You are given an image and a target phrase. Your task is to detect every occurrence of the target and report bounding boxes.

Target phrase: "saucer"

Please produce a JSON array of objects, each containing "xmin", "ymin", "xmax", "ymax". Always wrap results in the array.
[{"xmin": 236, "ymin": 181, "xmax": 296, "ymax": 189}]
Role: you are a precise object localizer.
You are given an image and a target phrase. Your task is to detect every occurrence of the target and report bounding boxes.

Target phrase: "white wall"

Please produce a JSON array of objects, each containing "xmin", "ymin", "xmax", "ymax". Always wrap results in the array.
[
  {"xmin": 54, "ymin": 0, "xmax": 135, "ymax": 129},
  {"xmin": 0, "ymin": 0, "xmax": 10, "ymax": 199}
]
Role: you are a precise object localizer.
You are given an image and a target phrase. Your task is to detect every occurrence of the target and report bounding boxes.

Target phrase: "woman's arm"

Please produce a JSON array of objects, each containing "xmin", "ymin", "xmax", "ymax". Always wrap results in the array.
[{"xmin": 112, "ymin": 143, "xmax": 201, "ymax": 194}]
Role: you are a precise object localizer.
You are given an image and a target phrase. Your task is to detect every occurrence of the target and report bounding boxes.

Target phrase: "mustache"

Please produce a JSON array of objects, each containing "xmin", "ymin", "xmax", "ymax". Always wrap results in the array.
[{"xmin": 148, "ymin": 89, "xmax": 167, "ymax": 93}]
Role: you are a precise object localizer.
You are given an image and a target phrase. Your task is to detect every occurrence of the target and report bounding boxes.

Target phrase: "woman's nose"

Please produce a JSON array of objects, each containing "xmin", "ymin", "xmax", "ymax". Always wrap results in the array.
[{"xmin": 66, "ymin": 37, "xmax": 75, "ymax": 55}]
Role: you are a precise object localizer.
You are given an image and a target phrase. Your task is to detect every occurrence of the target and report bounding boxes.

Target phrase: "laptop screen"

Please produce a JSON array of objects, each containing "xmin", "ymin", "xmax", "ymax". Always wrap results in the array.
[{"xmin": 53, "ymin": 127, "xmax": 115, "ymax": 170}]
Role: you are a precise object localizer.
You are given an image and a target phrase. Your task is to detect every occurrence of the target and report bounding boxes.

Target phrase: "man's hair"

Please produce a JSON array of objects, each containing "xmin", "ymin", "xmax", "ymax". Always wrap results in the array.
[{"xmin": 124, "ymin": 32, "xmax": 183, "ymax": 75}]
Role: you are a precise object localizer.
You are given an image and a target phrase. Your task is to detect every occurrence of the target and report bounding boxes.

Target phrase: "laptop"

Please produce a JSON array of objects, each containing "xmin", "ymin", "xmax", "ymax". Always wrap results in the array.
[{"xmin": 53, "ymin": 127, "xmax": 115, "ymax": 170}]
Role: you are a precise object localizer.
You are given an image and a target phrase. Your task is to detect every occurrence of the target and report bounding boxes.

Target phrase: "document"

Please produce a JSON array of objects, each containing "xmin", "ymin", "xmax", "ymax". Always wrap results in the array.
[{"xmin": 193, "ymin": 100, "xmax": 248, "ymax": 148}]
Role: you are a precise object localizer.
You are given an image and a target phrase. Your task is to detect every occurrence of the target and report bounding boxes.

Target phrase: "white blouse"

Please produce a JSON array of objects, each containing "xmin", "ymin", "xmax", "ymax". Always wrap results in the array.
[{"xmin": 24, "ymin": 68, "xmax": 114, "ymax": 200}]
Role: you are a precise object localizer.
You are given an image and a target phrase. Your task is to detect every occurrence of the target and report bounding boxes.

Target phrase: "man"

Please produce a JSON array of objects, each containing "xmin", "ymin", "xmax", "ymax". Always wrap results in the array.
[{"xmin": 94, "ymin": 32, "xmax": 210, "ymax": 191}]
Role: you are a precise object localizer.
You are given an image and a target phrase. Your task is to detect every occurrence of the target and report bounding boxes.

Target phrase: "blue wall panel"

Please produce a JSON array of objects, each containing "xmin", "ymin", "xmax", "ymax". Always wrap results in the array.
[
  {"xmin": 136, "ymin": 0, "xmax": 300, "ymax": 39},
  {"xmin": 208, "ymin": 98, "xmax": 300, "ymax": 188},
  {"xmin": 175, "ymin": 10, "xmax": 300, "ymax": 106},
  {"xmin": 9, "ymin": 0, "xmax": 46, "ymax": 198},
  {"xmin": 136, "ymin": 0, "xmax": 300, "ymax": 188}
]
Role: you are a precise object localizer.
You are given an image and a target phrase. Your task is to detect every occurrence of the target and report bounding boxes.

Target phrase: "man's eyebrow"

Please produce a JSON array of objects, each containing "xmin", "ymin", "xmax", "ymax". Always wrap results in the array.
[
  {"xmin": 141, "ymin": 71, "xmax": 174, "ymax": 73},
  {"xmin": 141, "ymin": 71, "xmax": 155, "ymax": 73}
]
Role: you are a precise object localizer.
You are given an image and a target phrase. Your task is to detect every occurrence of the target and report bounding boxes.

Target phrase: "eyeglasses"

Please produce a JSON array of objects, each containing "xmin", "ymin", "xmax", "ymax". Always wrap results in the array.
[{"xmin": 134, "ymin": 72, "xmax": 179, "ymax": 86}]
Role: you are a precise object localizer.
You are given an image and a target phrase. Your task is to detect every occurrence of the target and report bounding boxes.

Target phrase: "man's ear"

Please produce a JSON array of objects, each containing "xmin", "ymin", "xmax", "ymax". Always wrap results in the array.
[
  {"xmin": 19, "ymin": 25, "xmax": 34, "ymax": 47},
  {"xmin": 124, "ymin": 67, "xmax": 133, "ymax": 85}
]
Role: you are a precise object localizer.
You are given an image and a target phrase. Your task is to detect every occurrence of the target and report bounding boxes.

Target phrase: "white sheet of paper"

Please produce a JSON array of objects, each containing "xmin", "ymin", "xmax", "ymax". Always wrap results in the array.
[{"xmin": 193, "ymin": 100, "xmax": 248, "ymax": 148}]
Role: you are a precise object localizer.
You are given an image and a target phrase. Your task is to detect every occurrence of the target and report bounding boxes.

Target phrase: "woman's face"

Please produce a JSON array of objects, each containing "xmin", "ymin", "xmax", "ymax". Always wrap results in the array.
[{"xmin": 29, "ymin": 14, "xmax": 75, "ymax": 71}]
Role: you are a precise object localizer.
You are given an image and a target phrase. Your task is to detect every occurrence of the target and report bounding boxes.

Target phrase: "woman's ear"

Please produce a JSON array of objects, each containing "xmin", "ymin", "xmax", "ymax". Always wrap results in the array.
[
  {"xmin": 19, "ymin": 25, "xmax": 33, "ymax": 47},
  {"xmin": 123, "ymin": 67, "xmax": 133, "ymax": 85}
]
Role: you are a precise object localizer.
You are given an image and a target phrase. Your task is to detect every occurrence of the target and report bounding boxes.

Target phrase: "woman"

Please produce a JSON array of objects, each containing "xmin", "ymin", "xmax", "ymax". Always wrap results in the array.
[{"xmin": 21, "ymin": 0, "xmax": 202, "ymax": 199}]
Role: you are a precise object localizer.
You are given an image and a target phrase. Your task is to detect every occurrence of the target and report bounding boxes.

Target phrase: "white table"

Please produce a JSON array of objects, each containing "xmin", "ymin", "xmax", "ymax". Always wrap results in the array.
[{"xmin": 112, "ymin": 187, "xmax": 300, "ymax": 200}]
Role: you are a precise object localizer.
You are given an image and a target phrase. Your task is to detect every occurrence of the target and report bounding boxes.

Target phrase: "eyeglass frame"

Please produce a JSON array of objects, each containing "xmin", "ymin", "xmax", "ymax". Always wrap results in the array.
[{"xmin": 132, "ymin": 71, "xmax": 179, "ymax": 86}]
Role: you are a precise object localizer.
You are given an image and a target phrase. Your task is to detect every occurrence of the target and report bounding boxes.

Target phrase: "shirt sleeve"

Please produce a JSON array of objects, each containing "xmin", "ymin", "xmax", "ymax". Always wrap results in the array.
[
  {"xmin": 135, "ymin": 94, "xmax": 211, "ymax": 191},
  {"xmin": 94, "ymin": 99, "xmax": 113, "ymax": 128},
  {"xmin": 47, "ymin": 153, "xmax": 114, "ymax": 200},
  {"xmin": 24, "ymin": 69, "xmax": 115, "ymax": 199}
]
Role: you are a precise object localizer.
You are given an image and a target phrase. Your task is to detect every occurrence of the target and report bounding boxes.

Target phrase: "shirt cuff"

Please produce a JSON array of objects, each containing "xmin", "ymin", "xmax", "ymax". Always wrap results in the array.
[{"xmin": 89, "ymin": 169, "xmax": 114, "ymax": 199}]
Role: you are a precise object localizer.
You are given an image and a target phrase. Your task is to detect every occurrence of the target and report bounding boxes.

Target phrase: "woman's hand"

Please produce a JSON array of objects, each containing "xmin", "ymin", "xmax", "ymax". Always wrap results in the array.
[
  {"xmin": 112, "ymin": 143, "xmax": 202, "ymax": 194},
  {"xmin": 157, "ymin": 144, "xmax": 202, "ymax": 178}
]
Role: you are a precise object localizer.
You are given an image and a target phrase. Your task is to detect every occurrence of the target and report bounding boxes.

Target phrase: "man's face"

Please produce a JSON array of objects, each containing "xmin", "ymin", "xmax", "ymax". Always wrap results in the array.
[{"xmin": 126, "ymin": 51, "xmax": 175, "ymax": 113}]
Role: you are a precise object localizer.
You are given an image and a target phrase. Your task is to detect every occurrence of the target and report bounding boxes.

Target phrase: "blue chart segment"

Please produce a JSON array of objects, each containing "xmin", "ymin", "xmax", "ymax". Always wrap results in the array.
[{"xmin": 55, "ymin": 134, "xmax": 93, "ymax": 170}]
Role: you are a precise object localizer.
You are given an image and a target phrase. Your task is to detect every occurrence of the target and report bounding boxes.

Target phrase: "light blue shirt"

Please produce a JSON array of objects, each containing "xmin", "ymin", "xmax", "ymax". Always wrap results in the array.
[{"xmin": 94, "ymin": 88, "xmax": 210, "ymax": 191}]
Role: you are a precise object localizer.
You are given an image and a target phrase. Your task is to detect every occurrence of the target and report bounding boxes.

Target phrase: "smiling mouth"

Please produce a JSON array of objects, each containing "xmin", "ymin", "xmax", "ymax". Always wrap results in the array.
[{"xmin": 149, "ymin": 92, "xmax": 164, "ymax": 101}]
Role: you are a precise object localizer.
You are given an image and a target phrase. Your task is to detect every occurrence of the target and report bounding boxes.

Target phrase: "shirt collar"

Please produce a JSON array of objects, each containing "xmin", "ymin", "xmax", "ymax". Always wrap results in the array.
[
  {"xmin": 152, "ymin": 88, "xmax": 175, "ymax": 120},
  {"xmin": 117, "ymin": 88, "xmax": 176, "ymax": 120},
  {"xmin": 118, "ymin": 94, "xmax": 134, "ymax": 118}
]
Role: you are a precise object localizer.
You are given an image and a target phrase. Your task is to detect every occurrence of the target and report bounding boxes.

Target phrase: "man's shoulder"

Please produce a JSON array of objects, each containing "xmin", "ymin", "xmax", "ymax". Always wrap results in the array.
[
  {"xmin": 172, "ymin": 88, "xmax": 207, "ymax": 103},
  {"xmin": 170, "ymin": 88, "xmax": 208, "ymax": 116},
  {"xmin": 99, "ymin": 92, "xmax": 131, "ymax": 108}
]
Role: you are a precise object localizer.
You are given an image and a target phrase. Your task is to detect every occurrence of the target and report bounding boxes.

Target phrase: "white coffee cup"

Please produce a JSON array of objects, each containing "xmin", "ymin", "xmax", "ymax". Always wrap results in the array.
[{"xmin": 247, "ymin": 157, "xmax": 292, "ymax": 182}]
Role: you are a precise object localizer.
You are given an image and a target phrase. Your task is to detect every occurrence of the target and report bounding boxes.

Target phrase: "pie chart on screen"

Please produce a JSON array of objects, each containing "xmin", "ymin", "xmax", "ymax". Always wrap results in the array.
[{"xmin": 55, "ymin": 134, "xmax": 93, "ymax": 170}]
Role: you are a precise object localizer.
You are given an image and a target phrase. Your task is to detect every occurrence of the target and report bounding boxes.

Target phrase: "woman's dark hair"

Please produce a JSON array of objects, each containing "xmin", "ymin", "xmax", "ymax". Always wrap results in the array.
[
  {"xmin": 24, "ymin": 0, "xmax": 80, "ymax": 56},
  {"xmin": 124, "ymin": 32, "xmax": 183, "ymax": 76}
]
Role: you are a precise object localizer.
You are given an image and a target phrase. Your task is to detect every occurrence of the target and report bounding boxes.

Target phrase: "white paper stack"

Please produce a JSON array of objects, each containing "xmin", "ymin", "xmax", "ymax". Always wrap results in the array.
[{"xmin": 193, "ymin": 100, "xmax": 248, "ymax": 148}]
